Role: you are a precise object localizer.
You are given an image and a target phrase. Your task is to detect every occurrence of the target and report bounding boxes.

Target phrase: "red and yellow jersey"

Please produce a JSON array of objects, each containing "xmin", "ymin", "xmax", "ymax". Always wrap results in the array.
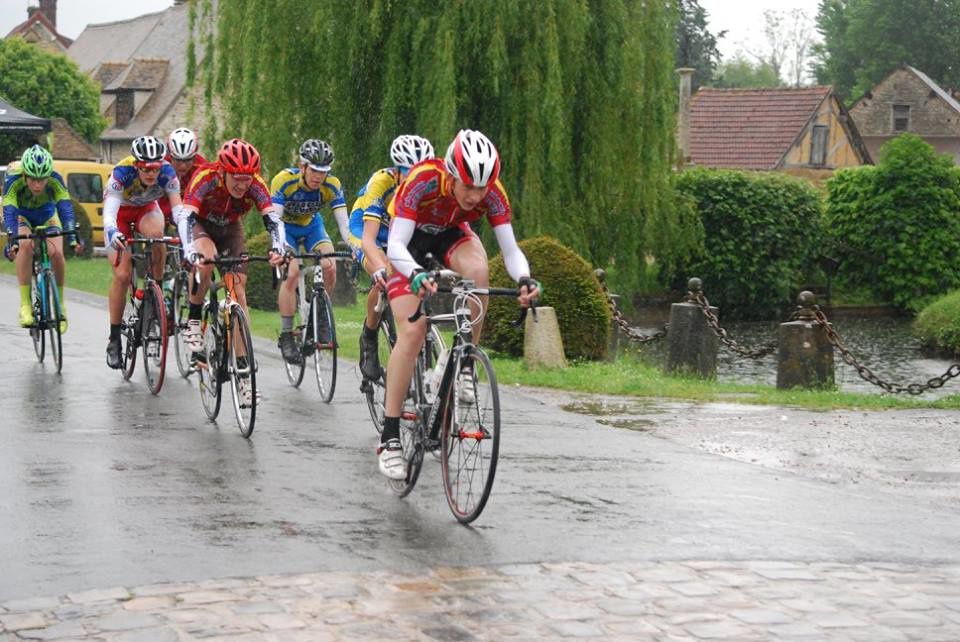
[
  {"xmin": 387, "ymin": 159, "xmax": 511, "ymax": 233},
  {"xmin": 183, "ymin": 164, "xmax": 272, "ymax": 226}
]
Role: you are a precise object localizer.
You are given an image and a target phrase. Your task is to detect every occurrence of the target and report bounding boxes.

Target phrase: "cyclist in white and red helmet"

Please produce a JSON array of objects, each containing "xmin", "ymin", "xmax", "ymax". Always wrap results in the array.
[
  {"xmin": 159, "ymin": 127, "xmax": 208, "ymax": 224},
  {"xmin": 374, "ymin": 129, "xmax": 539, "ymax": 480}
]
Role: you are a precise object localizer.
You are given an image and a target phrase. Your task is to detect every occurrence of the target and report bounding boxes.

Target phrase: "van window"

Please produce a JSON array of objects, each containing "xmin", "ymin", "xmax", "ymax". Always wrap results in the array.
[{"xmin": 67, "ymin": 173, "xmax": 103, "ymax": 203}]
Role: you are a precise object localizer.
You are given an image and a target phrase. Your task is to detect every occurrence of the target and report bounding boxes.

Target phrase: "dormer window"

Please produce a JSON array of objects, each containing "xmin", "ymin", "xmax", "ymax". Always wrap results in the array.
[{"xmin": 892, "ymin": 104, "xmax": 910, "ymax": 132}]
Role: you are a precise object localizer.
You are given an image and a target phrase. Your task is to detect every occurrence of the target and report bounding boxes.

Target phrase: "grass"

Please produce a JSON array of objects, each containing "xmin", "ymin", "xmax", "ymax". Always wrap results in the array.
[{"xmin": 7, "ymin": 256, "xmax": 960, "ymax": 411}]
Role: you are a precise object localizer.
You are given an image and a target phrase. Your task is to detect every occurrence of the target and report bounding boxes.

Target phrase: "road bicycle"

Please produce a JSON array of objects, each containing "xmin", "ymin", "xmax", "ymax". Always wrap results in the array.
[
  {"xmin": 193, "ymin": 254, "xmax": 276, "ymax": 438},
  {"xmin": 11, "ymin": 226, "xmax": 69, "ymax": 374},
  {"xmin": 170, "ymin": 245, "xmax": 197, "ymax": 379},
  {"xmin": 281, "ymin": 251, "xmax": 352, "ymax": 402},
  {"xmin": 384, "ymin": 270, "xmax": 535, "ymax": 523},
  {"xmin": 114, "ymin": 235, "xmax": 179, "ymax": 394}
]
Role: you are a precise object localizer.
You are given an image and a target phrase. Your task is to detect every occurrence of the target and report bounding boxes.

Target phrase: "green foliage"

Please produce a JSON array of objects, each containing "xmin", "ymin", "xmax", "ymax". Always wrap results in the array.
[
  {"xmin": 672, "ymin": 169, "xmax": 825, "ymax": 319},
  {"xmin": 0, "ymin": 38, "xmax": 106, "ymax": 163},
  {"xmin": 914, "ymin": 290, "xmax": 960, "ymax": 356},
  {"xmin": 675, "ymin": 0, "xmax": 724, "ymax": 91},
  {"xmin": 244, "ymin": 230, "xmax": 277, "ymax": 312},
  {"xmin": 69, "ymin": 200, "xmax": 94, "ymax": 259},
  {"xmin": 713, "ymin": 55, "xmax": 782, "ymax": 88},
  {"xmin": 204, "ymin": 0, "xmax": 687, "ymax": 297},
  {"xmin": 824, "ymin": 134, "xmax": 960, "ymax": 312},
  {"xmin": 812, "ymin": 0, "xmax": 960, "ymax": 101},
  {"xmin": 482, "ymin": 236, "xmax": 611, "ymax": 361}
]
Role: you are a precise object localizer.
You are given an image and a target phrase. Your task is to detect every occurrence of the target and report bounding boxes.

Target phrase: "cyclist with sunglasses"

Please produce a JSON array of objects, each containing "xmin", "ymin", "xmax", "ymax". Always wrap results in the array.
[
  {"xmin": 158, "ymin": 127, "xmax": 209, "ymax": 225},
  {"xmin": 103, "ymin": 135, "xmax": 182, "ymax": 369},
  {"xmin": 3, "ymin": 145, "xmax": 82, "ymax": 331}
]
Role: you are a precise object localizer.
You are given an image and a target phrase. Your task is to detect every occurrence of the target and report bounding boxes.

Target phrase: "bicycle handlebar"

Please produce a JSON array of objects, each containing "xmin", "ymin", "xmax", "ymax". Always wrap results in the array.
[
  {"xmin": 191, "ymin": 254, "xmax": 283, "ymax": 294},
  {"xmin": 10, "ymin": 228, "xmax": 72, "ymax": 241},
  {"xmin": 111, "ymin": 236, "xmax": 180, "ymax": 267},
  {"xmin": 407, "ymin": 274, "xmax": 539, "ymax": 326}
]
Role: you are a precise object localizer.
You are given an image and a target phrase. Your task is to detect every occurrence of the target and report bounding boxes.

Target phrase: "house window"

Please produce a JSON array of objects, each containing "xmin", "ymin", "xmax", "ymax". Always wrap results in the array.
[
  {"xmin": 67, "ymin": 173, "xmax": 103, "ymax": 203},
  {"xmin": 810, "ymin": 125, "xmax": 829, "ymax": 167},
  {"xmin": 893, "ymin": 104, "xmax": 911, "ymax": 132}
]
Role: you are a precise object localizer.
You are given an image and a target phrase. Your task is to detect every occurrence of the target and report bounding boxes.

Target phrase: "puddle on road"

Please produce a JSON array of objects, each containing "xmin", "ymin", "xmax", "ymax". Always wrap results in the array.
[
  {"xmin": 561, "ymin": 399, "xmax": 663, "ymax": 432},
  {"xmin": 596, "ymin": 418, "xmax": 655, "ymax": 431}
]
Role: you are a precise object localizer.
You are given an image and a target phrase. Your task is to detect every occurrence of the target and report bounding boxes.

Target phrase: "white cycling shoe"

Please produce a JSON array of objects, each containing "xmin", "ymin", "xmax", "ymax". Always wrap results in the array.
[{"xmin": 377, "ymin": 439, "xmax": 406, "ymax": 480}]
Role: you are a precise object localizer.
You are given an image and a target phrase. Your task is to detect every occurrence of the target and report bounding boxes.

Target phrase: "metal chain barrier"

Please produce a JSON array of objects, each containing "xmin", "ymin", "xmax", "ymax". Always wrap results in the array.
[
  {"xmin": 599, "ymin": 280, "xmax": 669, "ymax": 345},
  {"xmin": 812, "ymin": 308, "xmax": 960, "ymax": 395},
  {"xmin": 692, "ymin": 292, "xmax": 779, "ymax": 360}
]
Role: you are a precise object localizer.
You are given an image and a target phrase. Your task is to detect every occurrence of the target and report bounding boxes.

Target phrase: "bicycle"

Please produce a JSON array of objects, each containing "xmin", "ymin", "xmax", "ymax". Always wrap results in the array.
[
  {"xmin": 10, "ymin": 226, "xmax": 70, "ymax": 374},
  {"xmin": 113, "ymin": 235, "xmax": 179, "ymax": 395},
  {"xmin": 193, "ymin": 254, "xmax": 277, "ymax": 438},
  {"xmin": 170, "ymin": 247, "xmax": 197, "ymax": 379},
  {"xmin": 281, "ymin": 251, "xmax": 352, "ymax": 403},
  {"xmin": 385, "ymin": 270, "xmax": 535, "ymax": 523}
]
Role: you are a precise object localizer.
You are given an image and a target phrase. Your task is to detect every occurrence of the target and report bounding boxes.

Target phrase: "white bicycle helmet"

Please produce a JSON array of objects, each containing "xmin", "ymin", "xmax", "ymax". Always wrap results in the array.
[
  {"xmin": 444, "ymin": 129, "xmax": 500, "ymax": 187},
  {"xmin": 390, "ymin": 134, "xmax": 435, "ymax": 169},
  {"xmin": 167, "ymin": 127, "xmax": 198, "ymax": 160},
  {"xmin": 131, "ymin": 135, "xmax": 166, "ymax": 163}
]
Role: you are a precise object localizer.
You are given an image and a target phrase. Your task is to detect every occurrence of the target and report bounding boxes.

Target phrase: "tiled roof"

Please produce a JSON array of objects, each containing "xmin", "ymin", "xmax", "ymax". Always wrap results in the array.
[
  {"xmin": 906, "ymin": 66, "xmax": 960, "ymax": 116},
  {"xmin": 92, "ymin": 62, "xmax": 128, "ymax": 88},
  {"xmin": 689, "ymin": 86, "xmax": 832, "ymax": 170},
  {"xmin": 102, "ymin": 59, "xmax": 169, "ymax": 92},
  {"xmin": 6, "ymin": 10, "xmax": 72, "ymax": 49}
]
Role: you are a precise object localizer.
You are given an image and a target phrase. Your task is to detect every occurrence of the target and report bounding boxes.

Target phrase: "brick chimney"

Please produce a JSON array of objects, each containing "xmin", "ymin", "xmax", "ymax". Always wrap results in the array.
[
  {"xmin": 676, "ymin": 68, "xmax": 696, "ymax": 165},
  {"xmin": 39, "ymin": 0, "xmax": 57, "ymax": 28}
]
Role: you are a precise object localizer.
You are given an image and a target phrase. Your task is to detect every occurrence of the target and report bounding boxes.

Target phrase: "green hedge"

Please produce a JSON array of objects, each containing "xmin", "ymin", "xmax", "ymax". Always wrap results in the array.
[
  {"xmin": 244, "ymin": 230, "xmax": 277, "ymax": 311},
  {"xmin": 825, "ymin": 134, "xmax": 960, "ymax": 312},
  {"xmin": 914, "ymin": 290, "xmax": 960, "ymax": 355},
  {"xmin": 672, "ymin": 168, "xmax": 824, "ymax": 319},
  {"xmin": 482, "ymin": 235, "xmax": 611, "ymax": 361}
]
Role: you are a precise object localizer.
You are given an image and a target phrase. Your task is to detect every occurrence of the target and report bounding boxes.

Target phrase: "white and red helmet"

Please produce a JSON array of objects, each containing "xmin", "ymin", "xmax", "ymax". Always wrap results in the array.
[
  {"xmin": 444, "ymin": 129, "xmax": 500, "ymax": 187},
  {"xmin": 167, "ymin": 127, "xmax": 198, "ymax": 160}
]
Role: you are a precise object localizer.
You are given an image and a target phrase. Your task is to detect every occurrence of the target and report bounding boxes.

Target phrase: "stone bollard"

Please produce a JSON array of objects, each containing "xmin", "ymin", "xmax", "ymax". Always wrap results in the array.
[
  {"xmin": 594, "ymin": 268, "xmax": 619, "ymax": 361},
  {"xmin": 330, "ymin": 243, "xmax": 356, "ymax": 306},
  {"xmin": 777, "ymin": 291, "xmax": 834, "ymax": 389},
  {"xmin": 523, "ymin": 307, "xmax": 567, "ymax": 369},
  {"xmin": 665, "ymin": 278, "xmax": 717, "ymax": 379}
]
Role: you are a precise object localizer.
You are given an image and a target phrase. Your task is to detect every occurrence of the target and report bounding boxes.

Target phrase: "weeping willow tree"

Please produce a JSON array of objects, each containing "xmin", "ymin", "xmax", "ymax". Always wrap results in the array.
[{"xmin": 194, "ymin": 0, "xmax": 696, "ymax": 293}]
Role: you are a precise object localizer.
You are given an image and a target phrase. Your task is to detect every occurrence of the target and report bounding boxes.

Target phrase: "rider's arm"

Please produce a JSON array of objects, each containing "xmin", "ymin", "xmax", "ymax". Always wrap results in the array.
[
  {"xmin": 385, "ymin": 217, "xmax": 420, "ymax": 278},
  {"xmin": 50, "ymin": 174, "xmax": 76, "ymax": 240},
  {"xmin": 361, "ymin": 219, "xmax": 388, "ymax": 272},
  {"xmin": 261, "ymin": 204, "xmax": 286, "ymax": 253},
  {"xmin": 2, "ymin": 182, "xmax": 20, "ymax": 236},
  {"xmin": 331, "ymin": 204, "xmax": 350, "ymax": 247},
  {"xmin": 492, "ymin": 222, "xmax": 531, "ymax": 281}
]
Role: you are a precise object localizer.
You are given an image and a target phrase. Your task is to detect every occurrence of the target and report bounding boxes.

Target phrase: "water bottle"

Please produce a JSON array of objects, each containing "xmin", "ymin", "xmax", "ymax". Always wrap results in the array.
[{"xmin": 429, "ymin": 347, "xmax": 450, "ymax": 394}]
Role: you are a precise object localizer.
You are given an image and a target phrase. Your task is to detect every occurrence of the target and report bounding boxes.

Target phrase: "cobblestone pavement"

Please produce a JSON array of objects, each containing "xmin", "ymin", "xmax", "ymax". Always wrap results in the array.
[{"xmin": 2, "ymin": 560, "xmax": 960, "ymax": 641}]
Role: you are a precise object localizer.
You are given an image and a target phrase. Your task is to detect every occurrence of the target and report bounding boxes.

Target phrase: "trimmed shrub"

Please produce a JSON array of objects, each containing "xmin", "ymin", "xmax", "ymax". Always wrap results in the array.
[
  {"xmin": 68, "ymin": 200, "xmax": 94, "ymax": 259},
  {"xmin": 671, "ymin": 168, "xmax": 825, "ymax": 319},
  {"xmin": 244, "ymin": 230, "xmax": 277, "ymax": 311},
  {"xmin": 914, "ymin": 290, "xmax": 960, "ymax": 356},
  {"xmin": 482, "ymin": 235, "xmax": 611, "ymax": 361},
  {"xmin": 825, "ymin": 134, "xmax": 960, "ymax": 312}
]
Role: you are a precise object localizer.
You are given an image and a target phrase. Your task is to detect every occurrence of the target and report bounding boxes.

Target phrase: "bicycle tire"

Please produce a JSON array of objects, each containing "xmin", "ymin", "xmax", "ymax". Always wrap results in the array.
[
  {"xmin": 31, "ymin": 274, "xmax": 45, "ymax": 363},
  {"xmin": 228, "ymin": 305, "xmax": 257, "ymax": 438},
  {"xmin": 140, "ymin": 282, "xmax": 168, "ymax": 395},
  {"xmin": 172, "ymin": 269, "xmax": 196, "ymax": 378},
  {"xmin": 197, "ymin": 301, "xmax": 222, "ymax": 420},
  {"xmin": 441, "ymin": 347, "xmax": 500, "ymax": 524},
  {"xmin": 44, "ymin": 272, "xmax": 63, "ymax": 374},
  {"xmin": 283, "ymin": 287, "xmax": 306, "ymax": 387},
  {"xmin": 311, "ymin": 289, "xmax": 337, "ymax": 403},
  {"xmin": 363, "ymin": 312, "xmax": 395, "ymax": 434},
  {"xmin": 389, "ymin": 354, "xmax": 427, "ymax": 498},
  {"xmin": 120, "ymin": 289, "xmax": 138, "ymax": 382}
]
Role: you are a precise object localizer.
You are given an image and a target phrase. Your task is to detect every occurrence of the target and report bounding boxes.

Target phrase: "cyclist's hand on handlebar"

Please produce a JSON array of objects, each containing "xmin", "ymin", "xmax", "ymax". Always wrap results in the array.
[
  {"xmin": 4, "ymin": 243, "xmax": 18, "ymax": 261},
  {"xmin": 267, "ymin": 248, "xmax": 287, "ymax": 268},
  {"xmin": 106, "ymin": 227, "xmax": 126, "ymax": 252},
  {"xmin": 517, "ymin": 276, "xmax": 541, "ymax": 308},
  {"xmin": 410, "ymin": 268, "xmax": 437, "ymax": 298},
  {"xmin": 372, "ymin": 267, "xmax": 388, "ymax": 289}
]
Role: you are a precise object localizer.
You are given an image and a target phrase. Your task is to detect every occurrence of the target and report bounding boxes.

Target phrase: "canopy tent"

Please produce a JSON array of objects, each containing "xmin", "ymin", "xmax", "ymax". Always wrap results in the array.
[{"xmin": 0, "ymin": 98, "xmax": 51, "ymax": 133}]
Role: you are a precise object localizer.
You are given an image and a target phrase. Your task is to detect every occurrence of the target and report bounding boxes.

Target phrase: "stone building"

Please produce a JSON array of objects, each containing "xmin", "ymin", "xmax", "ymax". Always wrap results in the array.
[
  {"xmin": 4, "ymin": 0, "xmax": 72, "ymax": 54},
  {"xmin": 849, "ymin": 66, "xmax": 960, "ymax": 163}
]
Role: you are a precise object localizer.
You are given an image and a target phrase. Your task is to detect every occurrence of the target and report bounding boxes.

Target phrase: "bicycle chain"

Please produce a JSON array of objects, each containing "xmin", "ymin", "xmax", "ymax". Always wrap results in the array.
[
  {"xmin": 691, "ymin": 292, "xmax": 778, "ymax": 360},
  {"xmin": 812, "ymin": 308, "xmax": 960, "ymax": 395}
]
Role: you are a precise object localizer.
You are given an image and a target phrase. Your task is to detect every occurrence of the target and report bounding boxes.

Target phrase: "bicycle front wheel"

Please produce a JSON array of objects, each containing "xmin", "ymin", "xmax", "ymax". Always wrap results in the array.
[
  {"xmin": 197, "ymin": 302, "xmax": 222, "ymax": 420},
  {"xmin": 172, "ymin": 269, "xmax": 196, "ymax": 378},
  {"xmin": 363, "ymin": 312, "xmax": 395, "ymax": 434},
  {"xmin": 31, "ymin": 276, "xmax": 45, "ymax": 363},
  {"xmin": 120, "ymin": 292, "xmax": 138, "ymax": 382},
  {"xmin": 441, "ymin": 347, "xmax": 500, "ymax": 524},
  {"xmin": 284, "ymin": 290, "xmax": 306, "ymax": 387},
  {"xmin": 228, "ymin": 305, "xmax": 257, "ymax": 438},
  {"xmin": 311, "ymin": 289, "xmax": 337, "ymax": 403},
  {"xmin": 140, "ymin": 282, "xmax": 168, "ymax": 395},
  {"xmin": 43, "ymin": 272, "xmax": 63, "ymax": 374}
]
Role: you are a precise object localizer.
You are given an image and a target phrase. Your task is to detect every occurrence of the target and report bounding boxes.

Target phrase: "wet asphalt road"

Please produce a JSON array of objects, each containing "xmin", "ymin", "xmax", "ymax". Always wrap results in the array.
[{"xmin": 1, "ymin": 278, "xmax": 959, "ymax": 604}]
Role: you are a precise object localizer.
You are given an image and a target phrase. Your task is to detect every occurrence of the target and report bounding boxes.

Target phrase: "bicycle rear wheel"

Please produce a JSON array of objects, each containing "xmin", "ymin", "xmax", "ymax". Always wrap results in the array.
[
  {"xmin": 140, "ymin": 282, "xmax": 168, "ymax": 395},
  {"xmin": 172, "ymin": 269, "xmax": 196, "ymax": 378},
  {"xmin": 30, "ymin": 275, "xmax": 45, "ymax": 363},
  {"xmin": 228, "ymin": 305, "xmax": 257, "ymax": 438},
  {"xmin": 120, "ymin": 292, "xmax": 138, "ymax": 382},
  {"xmin": 43, "ymin": 272, "xmax": 63, "ymax": 374},
  {"xmin": 441, "ymin": 347, "xmax": 500, "ymax": 524},
  {"xmin": 363, "ymin": 312, "xmax": 395, "ymax": 434},
  {"xmin": 197, "ymin": 303, "xmax": 222, "ymax": 420},
  {"xmin": 311, "ymin": 289, "xmax": 337, "ymax": 403}
]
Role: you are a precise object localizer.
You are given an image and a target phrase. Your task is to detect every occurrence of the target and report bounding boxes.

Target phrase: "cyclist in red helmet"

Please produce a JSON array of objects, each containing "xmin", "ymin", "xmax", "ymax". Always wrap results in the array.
[
  {"xmin": 375, "ymin": 129, "xmax": 539, "ymax": 480},
  {"xmin": 177, "ymin": 138, "xmax": 286, "ymax": 363}
]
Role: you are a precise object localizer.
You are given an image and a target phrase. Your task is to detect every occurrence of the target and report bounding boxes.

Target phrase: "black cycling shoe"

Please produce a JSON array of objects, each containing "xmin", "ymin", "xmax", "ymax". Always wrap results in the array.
[
  {"xmin": 359, "ymin": 332, "xmax": 382, "ymax": 381},
  {"xmin": 278, "ymin": 331, "xmax": 303, "ymax": 365},
  {"xmin": 106, "ymin": 337, "xmax": 123, "ymax": 369}
]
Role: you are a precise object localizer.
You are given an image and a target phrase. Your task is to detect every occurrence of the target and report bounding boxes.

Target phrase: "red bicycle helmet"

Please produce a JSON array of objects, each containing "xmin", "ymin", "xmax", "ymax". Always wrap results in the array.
[{"xmin": 217, "ymin": 138, "xmax": 261, "ymax": 174}]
